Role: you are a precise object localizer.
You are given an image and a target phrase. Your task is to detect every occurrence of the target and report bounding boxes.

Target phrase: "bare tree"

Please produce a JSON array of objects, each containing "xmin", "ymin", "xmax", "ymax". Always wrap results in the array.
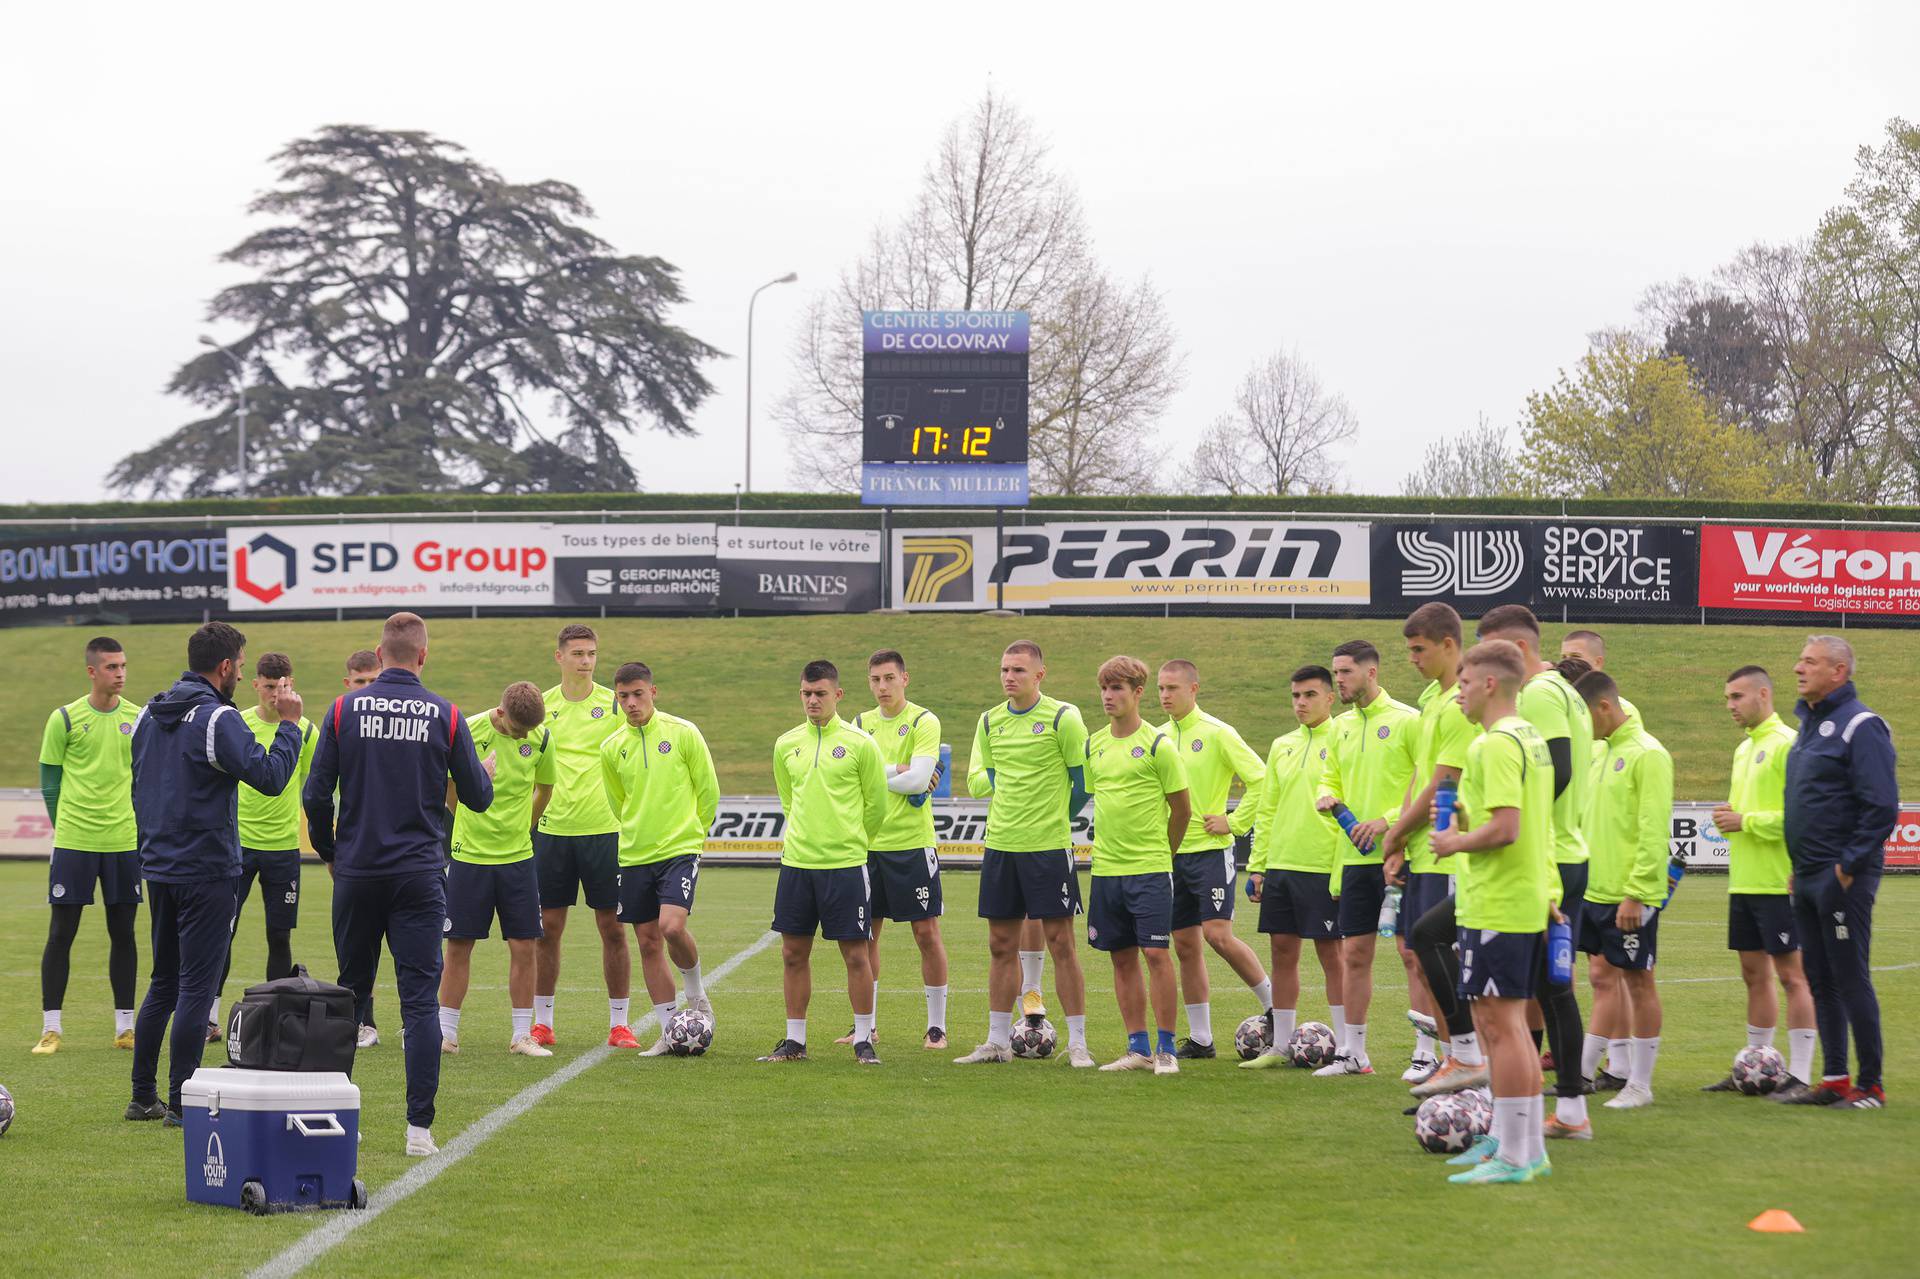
[
  {"xmin": 1184, "ymin": 349, "xmax": 1354, "ymax": 496},
  {"xmin": 776, "ymin": 90, "xmax": 1178, "ymax": 492},
  {"xmin": 1400, "ymin": 415, "xmax": 1522, "ymax": 497}
]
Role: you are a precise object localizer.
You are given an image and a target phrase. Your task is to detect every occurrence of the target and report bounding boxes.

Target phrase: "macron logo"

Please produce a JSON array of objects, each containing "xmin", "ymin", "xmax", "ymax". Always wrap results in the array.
[{"xmin": 234, "ymin": 532, "xmax": 297, "ymax": 604}]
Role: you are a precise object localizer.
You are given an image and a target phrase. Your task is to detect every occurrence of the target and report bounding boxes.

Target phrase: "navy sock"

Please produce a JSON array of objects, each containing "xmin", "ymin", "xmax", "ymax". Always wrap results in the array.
[
  {"xmin": 1156, "ymin": 1028, "xmax": 1176, "ymax": 1056},
  {"xmin": 1128, "ymin": 1030, "xmax": 1149, "ymax": 1057}
]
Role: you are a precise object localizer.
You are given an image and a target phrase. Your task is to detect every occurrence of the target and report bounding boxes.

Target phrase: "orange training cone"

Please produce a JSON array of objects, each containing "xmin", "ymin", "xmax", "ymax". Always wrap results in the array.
[{"xmin": 1749, "ymin": 1210, "xmax": 1805, "ymax": 1234}]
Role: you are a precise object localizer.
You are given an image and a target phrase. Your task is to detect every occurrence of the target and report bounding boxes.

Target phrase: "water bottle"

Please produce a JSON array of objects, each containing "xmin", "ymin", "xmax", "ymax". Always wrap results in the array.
[
  {"xmin": 1547, "ymin": 914, "xmax": 1573, "ymax": 985},
  {"xmin": 909, "ymin": 743, "xmax": 951, "ymax": 808},
  {"xmin": 1329, "ymin": 802, "xmax": 1360, "ymax": 844},
  {"xmin": 1433, "ymin": 779, "xmax": 1458, "ymax": 832},
  {"xmin": 1377, "ymin": 886, "xmax": 1402, "ymax": 938},
  {"xmin": 1661, "ymin": 852, "xmax": 1686, "ymax": 908}
]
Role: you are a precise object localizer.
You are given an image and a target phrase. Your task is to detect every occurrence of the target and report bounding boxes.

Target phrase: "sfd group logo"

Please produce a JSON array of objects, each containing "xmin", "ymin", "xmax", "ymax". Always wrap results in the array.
[{"xmin": 234, "ymin": 532, "xmax": 299, "ymax": 604}]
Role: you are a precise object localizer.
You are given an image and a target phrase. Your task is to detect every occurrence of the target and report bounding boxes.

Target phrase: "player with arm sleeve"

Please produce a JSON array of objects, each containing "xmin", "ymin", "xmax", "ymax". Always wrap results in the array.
[
  {"xmin": 1086, "ymin": 657, "xmax": 1191, "ymax": 1075},
  {"xmin": 955, "ymin": 641, "xmax": 1095, "ymax": 1067},
  {"xmin": 1157, "ymin": 659, "xmax": 1272, "ymax": 1060}
]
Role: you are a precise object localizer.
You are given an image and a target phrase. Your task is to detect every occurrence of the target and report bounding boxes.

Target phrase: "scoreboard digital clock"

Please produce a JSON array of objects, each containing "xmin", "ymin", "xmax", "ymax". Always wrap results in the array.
[{"xmin": 860, "ymin": 310, "xmax": 1031, "ymax": 506}]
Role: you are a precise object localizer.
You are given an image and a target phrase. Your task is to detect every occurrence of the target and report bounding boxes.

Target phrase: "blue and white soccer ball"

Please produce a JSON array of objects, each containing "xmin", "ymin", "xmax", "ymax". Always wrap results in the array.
[
  {"xmin": 1459, "ymin": 1086, "xmax": 1493, "ymax": 1135},
  {"xmin": 0, "ymin": 1083, "xmax": 14, "ymax": 1137},
  {"xmin": 1234, "ymin": 1014, "xmax": 1272, "ymax": 1061},
  {"xmin": 664, "ymin": 1008, "xmax": 714, "ymax": 1057},
  {"xmin": 1287, "ymin": 1021, "xmax": 1337, "ymax": 1068},
  {"xmin": 1414, "ymin": 1094, "xmax": 1476, "ymax": 1154},
  {"xmin": 1732, "ymin": 1045, "xmax": 1788, "ymax": 1096},
  {"xmin": 1011, "ymin": 1017, "xmax": 1057, "ymax": 1059}
]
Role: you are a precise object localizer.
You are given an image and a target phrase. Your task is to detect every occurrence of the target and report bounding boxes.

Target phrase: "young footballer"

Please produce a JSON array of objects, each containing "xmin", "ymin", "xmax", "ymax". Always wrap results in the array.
[
  {"xmin": 343, "ymin": 648, "xmax": 383, "ymax": 1047},
  {"xmin": 601, "ymin": 662, "xmax": 720, "ymax": 1057}
]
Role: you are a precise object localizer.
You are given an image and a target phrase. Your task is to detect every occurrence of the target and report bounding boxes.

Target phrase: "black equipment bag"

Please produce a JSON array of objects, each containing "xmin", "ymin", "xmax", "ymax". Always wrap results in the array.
[{"xmin": 224, "ymin": 964, "xmax": 358, "ymax": 1075}]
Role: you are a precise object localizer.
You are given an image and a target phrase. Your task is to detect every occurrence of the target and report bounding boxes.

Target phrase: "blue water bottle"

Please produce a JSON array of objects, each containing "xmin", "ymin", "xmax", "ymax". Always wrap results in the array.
[
  {"xmin": 1433, "ymin": 779, "xmax": 1458, "ymax": 831},
  {"xmin": 909, "ymin": 743, "xmax": 952, "ymax": 808},
  {"xmin": 1329, "ymin": 802, "xmax": 1360, "ymax": 844},
  {"xmin": 1548, "ymin": 914, "xmax": 1573, "ymax": 985},
  {"xmin": 1661, "ymin": 852, "xmax": 1686, "ymax": 908}
]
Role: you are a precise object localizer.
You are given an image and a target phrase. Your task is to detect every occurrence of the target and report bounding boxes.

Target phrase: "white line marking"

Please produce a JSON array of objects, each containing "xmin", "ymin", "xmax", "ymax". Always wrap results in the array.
[{"xmin": 249, "ymin": 929, "xmax": 779, "ymax": 1279}]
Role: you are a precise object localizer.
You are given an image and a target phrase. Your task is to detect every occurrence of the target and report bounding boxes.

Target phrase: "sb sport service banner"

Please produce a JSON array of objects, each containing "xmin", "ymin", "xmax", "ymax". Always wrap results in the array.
[
  {"xmin": 892, "ymin": 522, "xmax": 1370, "ymax": 610},
  {"xmin": 1699, "ymin": 524, "xmax": 1920, "ymax": 616},
  {"xmin": 0, "ymin": 530, "xmax": 228, "ymax": 622},
  {"xmin": 227, "ymin": 523, "xmax": 553, "ymax": 611},
  {"xmin": 716, "ymin": 526, "xmax": 883, "ymax": 613},
  {"xmin": 1369, "ymin": 521, "xmax": 1697, "ymax": 618},
  {"xmin": 550, "ymin": 523, "xmax": 719, "ymax": 611}
]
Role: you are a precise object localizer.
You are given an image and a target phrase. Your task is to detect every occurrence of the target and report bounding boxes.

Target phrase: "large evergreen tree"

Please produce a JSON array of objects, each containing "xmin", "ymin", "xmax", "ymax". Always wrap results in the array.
[{"xmin": 111, "ymin": 125, "xmax": 719, "ymax": 497}]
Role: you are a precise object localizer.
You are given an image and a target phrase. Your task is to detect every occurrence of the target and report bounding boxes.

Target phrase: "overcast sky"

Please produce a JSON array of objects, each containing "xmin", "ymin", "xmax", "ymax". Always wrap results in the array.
[{"xmin": 4, "ymin": 2, "xmax": 1915, "ymax": 505}]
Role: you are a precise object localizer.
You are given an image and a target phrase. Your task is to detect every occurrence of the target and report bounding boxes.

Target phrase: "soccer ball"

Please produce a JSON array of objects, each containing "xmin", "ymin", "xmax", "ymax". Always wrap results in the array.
[
  {"xmin": 664, "ymin": 1007, "xmax": 713, "ymax": 1057},
  {"xmin": 1011, "ymin": 1017, "xmax": 1057, "ymax": 1059},
  {"xmin": 1287, "ymin": 1021, "xmax": 1337, "ymax": 1068},
  {"xmin": 1233, "ymin": 1014, "xmax": 1272, "ymax": 1061},
  {"xmin": 1731, "ymin": 1045, "xmax": 1788, "ymax": 1096},
  {"xmin": 0, "ymin": 1083, "xmax": 13, "ymax": 1137},
  {"xmin": 1414, "ymin": 1094, "xmax": 1476, "ymax": 1154},
  {"xmin": 1459, "ymin": 1086, "xmax": 1493, "ymax": 1135}
]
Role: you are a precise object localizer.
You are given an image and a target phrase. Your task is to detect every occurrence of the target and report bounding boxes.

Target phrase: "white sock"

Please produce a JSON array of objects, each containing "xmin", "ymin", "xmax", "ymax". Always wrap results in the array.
[
  {"xmin": 1524, "ymin": 1094, "xmax": 1546, "ymax": 1165},
  {"xmin": 114, "ymin": 1009, "xmax": 134, "ymax": 1035},
  {"xmin": 438, "ymin": 1005, "xmax": 461, "ymax": 1042},
  {"xmin": 1451, "ymin": 1031, "xmax": 1484, "ymax": 1067},
  {"xmin": 1788, "ymin": 1027, "xmax": 1816, "ymax": 1083},
  {"xmin": 1348, "ymin": 1023, "xmax": 1369, "ymax": 1065},
  {"xmin": 1581, "ymin": 1032, "xmax": 1608, "ymax": 1080},
  {"xmin": 43, "ymin": 1010, "xmax": 62, "ymax": 1035},
  {"xmin": 654, "ymin": 1001, "xmax": 676, "ymax": 1036},
  {"xmin": 1251, "ymin": 978, "xmax": 1273, "ymax": 1009},
  {"xmin": 1268, "ymin": 1007, "xmax": 1297, "ymax": 1055},
  {"xmin": 1629, "ymin": 1036, "xmax": 1660, "ymax": 1091},
  {"xmin": 869, "ymin": 981, "xmax": 879, "ymax": 1030},
  {"xmin": 785, "ymin": 1017, "xmax": 807, "ymax": 1046},
  {"xmin": 609, "ymin": 998, "xmax": 630, "ymax": 1030},
  {"xmin": 1556, "ymin": 1093, "xmax": 1588, "ymax": 1126},
  {"xmin": 853, "ymin": 1011, "xmax": 875, "ymax": 1045},
  {"xmin": 1414, "ymin": 1030, "xmax": 1436, "ymax": 1060},
  {"xmin": 1018, "ymin": 950, "xmax": 1044, "ymax": 995},
  {"xmin": 534, "ymin": 995, "xmax": 554, "ymax": 1027},
  {"xmin": 1066, "ymin": 1014, "xmax": 1087, "ymax": 1049},
  {"xmin": 1607, "ymin": 1038, "xmax": 1631, "ymax": 1075},
  {"xmin": 1185, "ymin": 1002, "xmax": 1213, "ymax": 1046},
  {"xmin": 1492, "ymin": 1096, "xmax": 1525, "ymax": 1157},
  {"xmin": 511, "ymin": 1007, "xmax": 532, "ymax": 1041},
  {"xmin": 407, "ymin": 1123, "xmax": 433, "ymax": 1145},
  {"xmin": 1747, "ymin": 1023, "xmax": 1774, "ymax": 1049},
  {"xmin": 1329, "ymin": 1003, "xmax": 1347, "ymax": 1049},
  {"xmin": 926, "ymin": 985, "xmax": 949, "ymax": 1032},
  {"xmin": 988, "ymin": 1010, "xmax": 1013, "ymax": 1049},
  {"xmin": 679, "ymin": 962, "xmax": 705, "ymax": 1001}
]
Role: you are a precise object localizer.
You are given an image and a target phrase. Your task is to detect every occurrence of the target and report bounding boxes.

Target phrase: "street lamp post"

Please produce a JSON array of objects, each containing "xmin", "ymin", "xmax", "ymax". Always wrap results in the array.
[
  {"xmin": 744, "ymin": 272, "xmax": 798, "ymax": 494},
  {"xmin": 199, "ymin": 335, "xmax": 248, "ymax": 498}
]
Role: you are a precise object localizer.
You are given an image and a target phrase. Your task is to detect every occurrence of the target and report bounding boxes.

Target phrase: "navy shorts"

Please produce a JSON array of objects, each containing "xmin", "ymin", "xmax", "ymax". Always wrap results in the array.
[
  {"xmin": 533, "ymin": 832, "xmax": 620, "ymax": 911},
  {"xmin": 236, "ymin": 847, "xmax": 300, "ymax": 930},
  {"xmin": 1580, "ymin": 899, "xmax": 1659, "ymax": 971},
  {"xmin": 1088, "ymin": 872, "xmax": 1174, "ymax": 951},
  {"xmin": 444, "ymin": 857, "xmax": 544, "ymax": 941},
  {"xmin": 868, "ymin": 848, "xmax": 942, "ymax": 924},
  {"xmin": 1171, "ymin": 847, "xmax": 1237, "ymax": 930},
  {"xmin": 1556, "ymin": 861, "xmax": 1589, "ymax": 954},
  {"xmin": 1258, "ymin": 868, "xmax": 1339, "ymax": 939},
  {"xmin": 616, "ymin": 855, "xmax": 699, "ymax": 925},
  {"xmin": 48, "ymin": 848, "xmax": 141, "ymax": 907},
  {"xmin": 1398, "ymin": 871, "xmax": 1452, "ymax": 939},
  {"xmin": 978, "ymin": 849, "xmax": 1082, "ymax": 921},
  {"xmin": 1458, "ymin": 927, "xmax": 1544, "ymax": 1001},
  {"xmin": 1336, "ymin": 862, "xmax": 1387, "ymax": 938},
  {"xmin": 772, "ymin": 864, "xmax": 870, "ymax": 941},
  {"xmin": 1728, "ymin": 892, "xmax": 1797, "ymax": 955}
]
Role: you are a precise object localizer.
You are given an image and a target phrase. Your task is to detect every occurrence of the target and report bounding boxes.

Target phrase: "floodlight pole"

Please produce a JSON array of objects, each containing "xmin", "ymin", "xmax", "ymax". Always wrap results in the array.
[{"xmin": 745, "ymin": 272, "xmax": 798, "ymax": 494}]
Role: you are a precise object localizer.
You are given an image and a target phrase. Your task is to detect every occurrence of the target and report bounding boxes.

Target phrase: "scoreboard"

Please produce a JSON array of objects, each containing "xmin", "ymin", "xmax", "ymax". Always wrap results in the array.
[{"xmin": 860, "ymin": 311, "xmax": 1030, "ymax": 505}]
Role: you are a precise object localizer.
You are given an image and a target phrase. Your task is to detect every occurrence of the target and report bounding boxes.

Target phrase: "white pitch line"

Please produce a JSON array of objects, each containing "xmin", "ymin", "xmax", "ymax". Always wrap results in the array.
[{"xmin": 249, "ymin": 929, "xmax": 779, "ymax": 1279}]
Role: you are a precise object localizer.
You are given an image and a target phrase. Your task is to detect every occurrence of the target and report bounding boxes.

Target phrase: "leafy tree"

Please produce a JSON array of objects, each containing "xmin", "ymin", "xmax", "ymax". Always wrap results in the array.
[
  {"xmin": 110, "ymin": 125, "xmax": 719, "ymax": 497},
  {"xmin": 1659, "ymin": 296, "xmax": 1778, "ymax": 432},
  {"xmin": 1400, "ymin": 415, "xmax": 1524, "ymax": 498},
  {"xmin": 1519, "ymin": 334, "xmax": 1783, "ymax": 500}
]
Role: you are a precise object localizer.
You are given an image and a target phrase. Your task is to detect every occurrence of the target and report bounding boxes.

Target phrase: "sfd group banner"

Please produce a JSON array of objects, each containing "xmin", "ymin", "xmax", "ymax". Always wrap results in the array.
[{"xmin": 227, "ymin": 524, "xmax": 553, "ymax": 611}]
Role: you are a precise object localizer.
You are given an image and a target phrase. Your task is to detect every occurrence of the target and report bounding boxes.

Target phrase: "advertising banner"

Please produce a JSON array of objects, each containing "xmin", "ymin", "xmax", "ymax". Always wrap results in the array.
[
  {"xmin": 892, "ymin": 528, "xmax": 996, "ymax": 610},
  {"xmin": 1368, "ymin": 522, "xmax": 1532, "ymax": 614},
  {"xmin": 1531, "ymin": 523, "xmax": 1697, "ymax": 617},
  {"xmin": 0, "ymin": 789, "xmax": 52, "ymax": 857},
  {"xmin": 716, "ymin": 526, "xmax": 882, "ymax": 613},
  {"xmin": 227, "ymin": 524, "xmax": 553, "ymax": 611},
  {"xmin": 550, "ymin": 524, "xmax": 718, "ymax": 611},
  {"xmin": 999, "ymin": 521, "xmax": 1370, "ymax": 608},
  {"xmin": 0, "ymin": 531, "xmax": 227, "ymax": 622},
  {"xmin": 1699, "ymin": 524, "xmax": 1920, "ymax": 615}
]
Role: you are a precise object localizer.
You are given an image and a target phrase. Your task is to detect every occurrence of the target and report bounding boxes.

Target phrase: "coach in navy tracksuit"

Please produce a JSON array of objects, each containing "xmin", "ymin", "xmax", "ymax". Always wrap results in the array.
[
  {"xmin": 128, "ymin": 622, "xmax": 303, "ymax": 1121},
  {"xmin": 304, "ymin": 611, "xmax": 492, "ymax": 1155},
  {"xmin": 1780, "ymin": 635, "xmax": 1898, "ymax": 1109}
]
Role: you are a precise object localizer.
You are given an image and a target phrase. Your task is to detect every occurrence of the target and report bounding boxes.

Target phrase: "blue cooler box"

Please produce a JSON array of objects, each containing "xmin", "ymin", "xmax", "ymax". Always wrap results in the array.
[{"xmin": 181, "ymin": 1068, "xmax": 366, "ymax": 1214}]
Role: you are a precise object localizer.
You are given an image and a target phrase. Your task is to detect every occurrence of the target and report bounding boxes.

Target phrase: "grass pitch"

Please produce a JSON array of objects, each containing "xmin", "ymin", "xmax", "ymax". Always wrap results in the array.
[
  {"xmin": 3, "ymin": 615, "xmax": 1917, "ymax": 797},
  {"xmin": 1, "ymin": 862, "xmax": 1914, "ymax": 1276}
]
